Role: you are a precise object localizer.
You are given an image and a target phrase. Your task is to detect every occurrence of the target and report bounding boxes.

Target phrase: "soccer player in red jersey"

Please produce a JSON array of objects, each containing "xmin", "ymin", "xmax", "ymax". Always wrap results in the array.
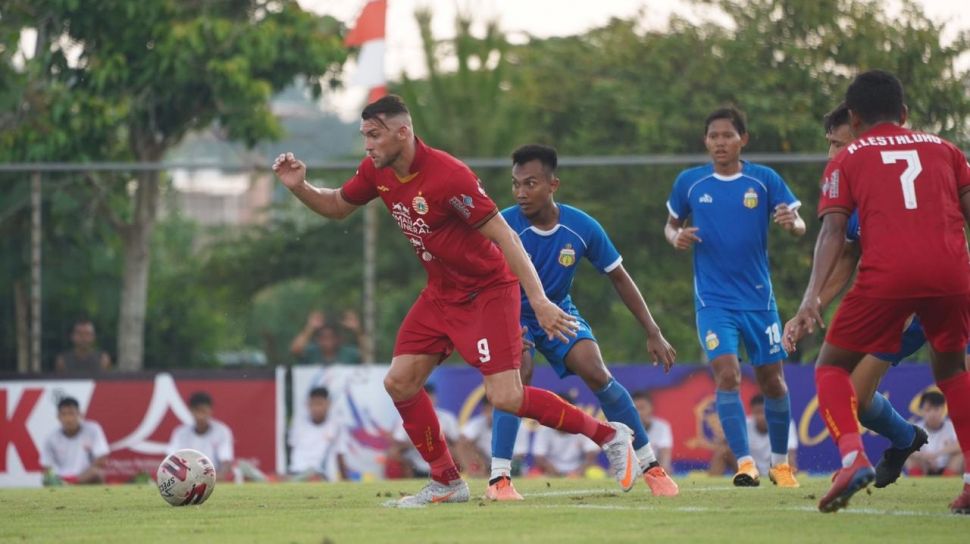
[
  {"xmin": 272, "ymin": 95, "xmax": 640, "ymax": 506},
  {"xmin": 784, "ymin": 70, "xmax": 970, "ymax": 514}
]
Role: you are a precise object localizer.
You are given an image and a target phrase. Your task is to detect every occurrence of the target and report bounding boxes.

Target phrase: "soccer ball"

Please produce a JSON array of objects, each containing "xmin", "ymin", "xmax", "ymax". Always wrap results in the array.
[{"xmin": 156, "ymin": 449, "xmax": 217, "ymax": 506}]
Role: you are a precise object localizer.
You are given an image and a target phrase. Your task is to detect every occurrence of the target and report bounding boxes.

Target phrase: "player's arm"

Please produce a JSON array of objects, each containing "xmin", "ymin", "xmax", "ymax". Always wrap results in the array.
[
  {"xmin": 817, "ymin": 239, "xmax": 860, "ymax": 309},
  {"xmin": 960, "ymin": 188, "xmax": 970, "ymax": 225},
  {"xmin": 773, "ymin": 204, "xmax": 806, "ymax": 237},
  {"xmin": 478, "ymin": 213, "xmax": 578, "ymax": 342},
  {"xmin": 272, "ymin": 153, "xmax": 359, "ymax": 220},
  {"xmin": 606, "ymin": 264, "xmax": 676, "ymax": 371},
  {"xmin": 782, "ymin": 211, "xmax": 850, "ymax": 351},
  {"xmin": 664, "ymin": 215, "xmax": 701, "ymax": 250}
]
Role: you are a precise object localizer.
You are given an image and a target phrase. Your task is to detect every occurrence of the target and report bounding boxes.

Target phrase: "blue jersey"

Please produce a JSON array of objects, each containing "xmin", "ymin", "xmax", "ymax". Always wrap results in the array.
[
  {"xmin": 666, "ymin": 161, "xmax": 800, "ymax": 311},
  {"xmin": 503, "ymin": 203, "xmax": 622, "ymax": 317}
]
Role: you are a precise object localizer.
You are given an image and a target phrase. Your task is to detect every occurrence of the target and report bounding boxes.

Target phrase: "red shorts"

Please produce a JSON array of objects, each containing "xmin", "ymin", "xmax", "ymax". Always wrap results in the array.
[
  {"xmin": 394, "ymin": 282, "xmax": 522, "ymax": 375},
  {"xmin": 827, "ymin": 290, "xmax": 970, "ymax": 353}
]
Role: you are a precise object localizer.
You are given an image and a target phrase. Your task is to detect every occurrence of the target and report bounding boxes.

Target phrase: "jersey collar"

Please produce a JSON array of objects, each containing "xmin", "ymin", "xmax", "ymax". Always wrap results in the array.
[{"xmin": 710, "ymin": 160, "xmax": 747, "ymax": 181}]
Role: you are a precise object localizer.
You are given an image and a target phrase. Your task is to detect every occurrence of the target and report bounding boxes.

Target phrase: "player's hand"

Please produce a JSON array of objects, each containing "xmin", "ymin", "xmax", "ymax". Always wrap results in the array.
[
  {"xmin": 646, "ymin": 330, "xmax": 676, "ymax": 373},
  {"xmin": 782, "ymin": 297, "xmax": 825, "ymax": 352},
  {"xmin": 272, "ymin": 152, "xmax": 307, "ymax": 189},
  {"xmin": 520, "ymin": 326, "xmax": 535, "ymax": 353},
  {"xmin": 533, "ymin": 298, "xmax": 579, "ymax": 343},
  {"xmin": 672, "ymin": 227, "xmax": 702, "ymax": 250},
  {"xmin": 305, "ymin": 310, "xmax": 325, "ymax": 331},
  {"xmin": 773, "ymin": 204, "xmax": 797, "ymax": 230}
]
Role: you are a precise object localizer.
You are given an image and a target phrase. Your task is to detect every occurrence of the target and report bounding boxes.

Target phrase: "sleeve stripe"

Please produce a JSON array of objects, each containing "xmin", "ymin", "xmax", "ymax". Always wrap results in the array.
[
  {"xmin": 603, "ymin": 256, "xmax": 623, "ymax": 274},
  {"xmin": 787, "ymin": 200, "xmax": 802, "ymax": 211},
  {"xmin": 471, "ymin": 208, "xmax": 499, "ymax": 230},
  {"xmin": 666, "ymin": 201, "xmax": 679, "ymax": 219},
  {"xmin": 819, "ymin": 206, "xmax": 852, "ymax": 218}
]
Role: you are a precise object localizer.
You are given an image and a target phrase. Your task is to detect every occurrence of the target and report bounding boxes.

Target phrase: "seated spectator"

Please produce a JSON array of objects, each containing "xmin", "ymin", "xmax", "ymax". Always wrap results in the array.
[
  {"xmin": 288, "ymin": 386, "xmax": 348, "ymax": 481},
  {"xmin": 54, "ymin": 319, "xmax": 111, "ymax": 373},
  {"xmin": 633, "ymin": 391, "xmax": 674, "ymax": 473},
  {"xmin": 907, "ymin": 391, "xmax": 964, "ymax": 476},
  {"xmin": 168, "ymin": 392, "xmax": 236, "ymax": 481},
  {"xmin": 386, "ymin": 383, "xmax": 458, "ymax": 478},
  {"xmin": 40, "ymin": 397, "xmax": 110, "ymax": 485},
  {"xmin": 457, "ymin": 398, "xmax": 529, "ymax": 478},
  {"xmin": 531, "ymin": 393, "xmax": 600, "ymax": 477},
  {"xmin": 746, "ymin": 394, "xmax": 798, "ymax": 476},
  {"xmin": 290, "ymin": 311, "xmax": 361, "ymax": 365}
]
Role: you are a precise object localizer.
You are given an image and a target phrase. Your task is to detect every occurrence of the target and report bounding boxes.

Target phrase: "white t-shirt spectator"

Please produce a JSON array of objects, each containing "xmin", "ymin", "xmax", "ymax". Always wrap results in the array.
[
  {"xmin": 531, "ymin": 426, "xmax": 599, "ymax": 474},
  {"xmin": 392, "ymin": 408, "xmax": 460, "ymax": 472},
  {"xmin": 460, "ymin": 414, "xmax": 530, "ymax": 457},
  {"xmin": 644, "ymin": 417, "xmax": 673, "ymax": 451},
  {"xmin": 168, "ymin": 419, "xmax": 234, "ymax": 470},
  {"xmin": 918, "ymin": 417, "xmax": 959, "ymax": 470},
  {"xmin": 746, "ymin": 417, "xmax": 798, "ymax": 475},
  {"xmin": 40, "ymin": 420, "xmax": 110, "ymax": 478},
  {"xmin": 288, "ymin": 415, "xmax": 347, "ymax": 479}
]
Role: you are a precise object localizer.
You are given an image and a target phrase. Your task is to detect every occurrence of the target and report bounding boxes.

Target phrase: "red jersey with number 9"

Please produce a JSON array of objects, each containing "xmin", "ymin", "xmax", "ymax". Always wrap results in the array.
[
  {"xmin": 340, "ymin": 137, "xmax": 516, "ymax": 303},
  {"xmin": 818, "ymin": 124, "xmax": 970, "ymax": 298}
]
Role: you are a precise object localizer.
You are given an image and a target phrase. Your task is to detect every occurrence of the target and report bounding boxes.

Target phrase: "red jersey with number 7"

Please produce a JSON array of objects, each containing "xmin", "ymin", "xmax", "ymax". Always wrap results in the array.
[
  {"xmin": 818, "ymin": 123, "xmax": 970, "ymax": 298},
  {"xmin": 340, "ymin": 137, "xmax": 516, "ymax": 304}
]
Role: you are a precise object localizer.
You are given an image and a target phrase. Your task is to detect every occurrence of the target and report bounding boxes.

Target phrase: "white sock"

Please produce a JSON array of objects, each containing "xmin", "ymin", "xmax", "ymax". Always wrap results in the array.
[
  {"xmin": 841, "ymin": 450, "xmax": 858, "ymax": 469},
  {"xmin": 771, "ymin": 453, "xmax": 788, "ymax": 467},
  {"xmin": 490, "ymin": 458, "xmax": 512, "ymax": 481},
  {"xmin": 636, "ymin": 444, "xmax": 657, "ymax": 469},
  {"xmin": 737, "ymin": 455, "xmax": 754, "ymax": 467},
  {"xmin": 964, "ymin": 472, "xmax": 970, "ymax": 485}
]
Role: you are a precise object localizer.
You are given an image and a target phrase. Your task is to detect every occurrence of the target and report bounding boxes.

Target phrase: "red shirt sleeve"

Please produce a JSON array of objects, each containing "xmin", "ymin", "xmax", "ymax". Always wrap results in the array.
[
  {"xmin": 442, "ymin": 166, "xmax": 498, "ymax": 228},
  {"xmin": 339, "ymin": 158, "xmax": 380, "ymax": 206},
  {"xmin": 818, "ymin": 157, "xmax": 854, "ymax": 217}
]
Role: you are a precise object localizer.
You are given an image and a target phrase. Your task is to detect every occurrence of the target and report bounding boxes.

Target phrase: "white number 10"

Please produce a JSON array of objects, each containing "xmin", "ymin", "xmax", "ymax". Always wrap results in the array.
[{"xmin": 881, "ymin": 150, "xmax": 922, "ymax": 209}]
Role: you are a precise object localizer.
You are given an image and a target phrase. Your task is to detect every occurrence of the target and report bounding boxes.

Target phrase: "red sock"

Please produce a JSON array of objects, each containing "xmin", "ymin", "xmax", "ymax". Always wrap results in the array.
[
  {"xmin": 516, "ymin": 386, "xmax": 615, "ymax": 445},
  {"xmin": 394, "ymin": 389, "xmax": 459, "ymax": 484},
  {"xmin": 937, "ymin": 371, "xmax": 970, "ymax": 468},
  {"xmin": 815, "ymin": 366, "xmax": 864, "ymax": 458}
]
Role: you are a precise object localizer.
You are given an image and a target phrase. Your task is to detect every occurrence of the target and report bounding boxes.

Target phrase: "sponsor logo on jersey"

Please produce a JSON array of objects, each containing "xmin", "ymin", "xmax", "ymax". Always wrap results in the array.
[
  {"xmin": 448, "ymin": 196, "xmax": 471, "ymax": 219},
  {"xmin": 476, "ymin": 179, "xmax": 488, "ymax": 197},
  {"xmin": 822, "ymin": 170, "xmax": 840, "ymax": 198},
  {"xmin": 392, "ymin": 202, "xmax": 431, "ymax": 235},
  {"xmin": 743, "ymin": 188, "xmax": 758, "ymax": 209},
  {"xmin": 705, "ymin": 330, "xmax": 719, "ymax": 351},
  {"xmin": 699, "ymin": 193, "xmax": 713, "ymax": 204},
  {"xmin": 412, "ymin": 195, "xmax": 429, "ymax": 215},
  {"xmin": 377, "ymin": 185, "xmax": 390, "ymax": 192},
  {"xmin": 558, "ymin": 244, "xmax": 576, "ymax": 267},
  {"xmin": 461, "ymin": 194, "xmax": 475, "ymax": 208}
]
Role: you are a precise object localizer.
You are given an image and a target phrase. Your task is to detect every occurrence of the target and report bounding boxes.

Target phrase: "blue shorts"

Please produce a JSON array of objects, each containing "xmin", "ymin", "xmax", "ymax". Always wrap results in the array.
[
  {"xmin": 523, "ymin": 305, "xmax": 596, "ymax": 378},
  {"xmin": 696, "ymin": 307, "xmax": 786, "ymax": 366},
  {"xmin": 871, "ymin": 316, "xmax": 970, "ymax": 365}
]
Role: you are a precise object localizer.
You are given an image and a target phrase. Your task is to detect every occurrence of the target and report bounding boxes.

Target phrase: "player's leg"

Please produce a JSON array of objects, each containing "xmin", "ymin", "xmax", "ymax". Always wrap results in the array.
[
  {"xmin": 562, "ymin": 337, "xmax": 679, "ymax": 496},
  {"xmin": 920, "ymin": 294, "xmax": 970, "ymax": 514},
  {"xmin": 486, "ymin": 330, "xmax": 533, "ymax": 500},
  {"xmin": 744, "ymin": 310, "xmax": 798, "ymax": 487}
]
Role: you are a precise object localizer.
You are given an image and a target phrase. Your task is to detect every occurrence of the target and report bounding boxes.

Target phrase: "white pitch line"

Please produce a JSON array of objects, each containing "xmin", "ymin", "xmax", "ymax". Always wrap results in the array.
[{"xmin": 530, "ymin": 502, "xmax": 959, "ymax": 519}]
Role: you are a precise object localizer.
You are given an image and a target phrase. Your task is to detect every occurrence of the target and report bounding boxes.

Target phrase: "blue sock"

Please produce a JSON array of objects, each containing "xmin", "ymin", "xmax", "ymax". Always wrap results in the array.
[
  {"xmin": 764, "ymin": 393, "xmax": 792, "ymax": 455},
  {"xmin": 594, "ymin": 379, "xmax": 650, "ymax": 450},
  {"xmin": 491, "ymin": 409, "xmax": 522, "ymax": 461},
  {"xmin": 858, "ymin": 392, "xmax": 915, "ymax": 450},
  {"xmin": 715, "ymin": 390, "xmax": 750, "ymax": 459}
]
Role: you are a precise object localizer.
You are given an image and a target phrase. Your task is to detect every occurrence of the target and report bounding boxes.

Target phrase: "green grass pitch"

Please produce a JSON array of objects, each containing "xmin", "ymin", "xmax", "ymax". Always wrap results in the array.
[{"xmin": 1, "ymin": 476, "xmax": 966, "ymax": 543}]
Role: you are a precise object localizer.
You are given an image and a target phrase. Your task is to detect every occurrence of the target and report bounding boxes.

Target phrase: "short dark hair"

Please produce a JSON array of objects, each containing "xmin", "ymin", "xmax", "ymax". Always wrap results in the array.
[
  {"xmin": 511, "ymin": 144, "xmax": 558, "ymax": 174},
  {"xmin": 823, "ymin": 102, "xmax": 850, "ymax": 134},
  {"xmin": 919, "ymin": 390, "xmax": 946, "ymax": 408},
  {"xmin": 423, "ymin": 382, "xmax": 436, "ymax": 395},
  {"xmin": 705, "ymin": 107, "xmax": 747, "ymax": 136},
  {"xmin": 188, "ymin": 391, "xmax": 213, "ymax": 409},
  {"xmin": 749, "ymin": 394, "xmax": 766, "ymax": 408},
  {"xmin": 308, "ymin": 386, "xmax": 329, "ymax": 400},
  {"xmin": 845, "ymin": 70, "xmax": 905, "ymax": 125},
  {"xmin": 631, "ymin": 390, "xmax": 653, "ymax": 403},
  {"xmin": 361, "ymin": 94, "xmax": 409, "ymax": 121},
  {"xmin": 57, "ymin": 397, "xmax": 79, "ymax": 411}
]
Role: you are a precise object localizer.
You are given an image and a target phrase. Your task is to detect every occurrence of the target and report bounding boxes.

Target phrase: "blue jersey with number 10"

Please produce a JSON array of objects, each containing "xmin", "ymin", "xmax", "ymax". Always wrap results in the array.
[
  {"xmin": 502, "ymin": 203, "xmax": 622, "ymax": 317},
  {"xmin": 666, "ymin": 161, "xmax": 800, "ymax": 312}
]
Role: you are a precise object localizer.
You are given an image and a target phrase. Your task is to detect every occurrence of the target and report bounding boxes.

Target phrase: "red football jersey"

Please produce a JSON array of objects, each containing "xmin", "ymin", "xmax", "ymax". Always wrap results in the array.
[
  {"xmin": 341, "ymin": 138, "xmax": 516, "ymax": 303},
  {"xmin": 819, "ymin": 123, "xmax": 970, "ymax": 298}
]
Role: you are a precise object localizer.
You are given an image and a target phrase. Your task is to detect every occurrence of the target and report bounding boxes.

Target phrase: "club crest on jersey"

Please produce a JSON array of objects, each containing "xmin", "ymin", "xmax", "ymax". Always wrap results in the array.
[
  {"xmin": 743, "ymin": 188, "xmax": 758, "ymax": 209},
  {"xmin": 558, "ymin": 244, "xmax": 576, "ymax": 267},
  {"xmin": 412, "ymin": 195, "xmax": 429, "ymax": 215},
  {"xmin": 705, "ymin": 330, "xmax": 719, "ymax": 350}
]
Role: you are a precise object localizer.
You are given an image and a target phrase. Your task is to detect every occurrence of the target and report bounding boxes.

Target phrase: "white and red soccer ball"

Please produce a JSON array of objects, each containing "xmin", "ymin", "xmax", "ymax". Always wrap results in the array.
[{"xmin": 156, "ymin": 449, "xmax": 216, "ymax": 506}]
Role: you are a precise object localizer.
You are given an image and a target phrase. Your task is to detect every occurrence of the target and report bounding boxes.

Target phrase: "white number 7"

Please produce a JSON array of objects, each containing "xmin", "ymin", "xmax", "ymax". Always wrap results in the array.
[{"xmin": 881, "ymin": 150, "xmax": 922, "ymax": 209}]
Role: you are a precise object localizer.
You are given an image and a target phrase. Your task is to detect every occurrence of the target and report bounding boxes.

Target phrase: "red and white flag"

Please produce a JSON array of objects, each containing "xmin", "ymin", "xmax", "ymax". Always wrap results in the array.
[{"xmin": 345, "ymin": 0, "xmax": 388, "ymax": 103}]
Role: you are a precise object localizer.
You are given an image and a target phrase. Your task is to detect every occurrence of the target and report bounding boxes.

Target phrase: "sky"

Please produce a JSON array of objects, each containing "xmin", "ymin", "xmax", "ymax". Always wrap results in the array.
[{"xmin": 302, "ymin": 0, "xmax": 970, "ymax": 119}]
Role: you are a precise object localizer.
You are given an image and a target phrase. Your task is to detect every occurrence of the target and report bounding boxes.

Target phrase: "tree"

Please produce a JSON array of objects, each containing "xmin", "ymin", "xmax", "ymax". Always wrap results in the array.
[{"xmin": 1, "ymin": 0, "xmax": 347, "ymax": 370}]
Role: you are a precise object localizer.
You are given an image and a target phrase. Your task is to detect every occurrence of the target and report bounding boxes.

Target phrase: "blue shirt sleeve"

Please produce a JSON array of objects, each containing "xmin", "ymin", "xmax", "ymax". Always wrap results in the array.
[
  {"xmin": 765, "ymin": 167, "xmax": 800, "ymax": 210},
  {"xmin": 666, "ymin": 171, "xmax": 692, "ymax": 219},
  {"xmin": 584, "ymin": 215, "xmax": 622, "ymax": 273}
]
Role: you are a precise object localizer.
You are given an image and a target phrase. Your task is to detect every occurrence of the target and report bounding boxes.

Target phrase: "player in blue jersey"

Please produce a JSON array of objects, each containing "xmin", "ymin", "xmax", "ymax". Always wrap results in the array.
[
  {"xmin": 485, "ymin": 144, "xmax": 679, "ymax": 501},
  {"xmin": 664, "ymin": 107, "xmax": 805, "ymax": 488}
]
